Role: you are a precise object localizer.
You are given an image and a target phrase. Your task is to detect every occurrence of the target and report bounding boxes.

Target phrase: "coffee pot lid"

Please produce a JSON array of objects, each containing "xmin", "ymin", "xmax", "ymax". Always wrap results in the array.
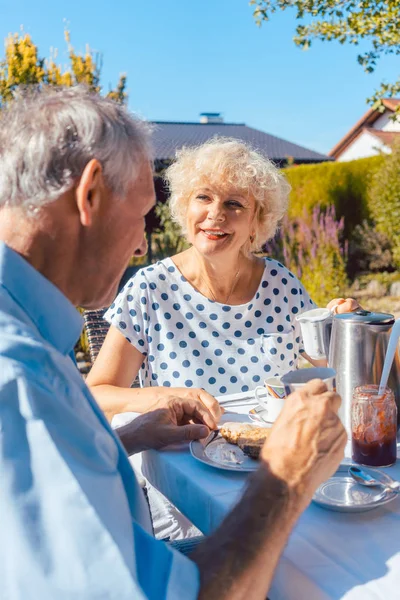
[{"xmin": 334, "ymin": 309, "xmax": 394, "ymax": 324}]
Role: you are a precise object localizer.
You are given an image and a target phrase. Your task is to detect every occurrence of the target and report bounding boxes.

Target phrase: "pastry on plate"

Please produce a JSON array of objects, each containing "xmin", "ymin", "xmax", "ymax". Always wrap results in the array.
[
  {"xmin": 219, "ymin": 422, "xmax": 271, "ymax": 459},
  {"xmin": 237, "ymin": 428, "xmax": 271, "ymax": 459},
  {"xmin": 219, "ymin": 422, "xmax": 255, "ymax": 445}
]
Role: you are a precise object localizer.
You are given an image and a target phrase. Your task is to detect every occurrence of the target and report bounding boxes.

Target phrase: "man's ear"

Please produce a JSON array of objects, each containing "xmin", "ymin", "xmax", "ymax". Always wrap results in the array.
[{"xmin": 75, "ymin": 159, "xmax": 103, "ymax": 227}]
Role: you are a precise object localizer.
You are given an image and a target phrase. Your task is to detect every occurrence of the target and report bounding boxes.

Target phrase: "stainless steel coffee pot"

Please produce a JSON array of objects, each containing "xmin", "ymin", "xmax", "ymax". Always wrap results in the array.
[{"xmin": 297, "ymin": 309, "xmax": 400, "ymax": 437}]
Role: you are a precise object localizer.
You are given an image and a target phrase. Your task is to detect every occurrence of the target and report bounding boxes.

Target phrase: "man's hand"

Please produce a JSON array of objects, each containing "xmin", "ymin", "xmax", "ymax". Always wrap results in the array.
[
  {"xmin": 261, "ymin": 379, "xmax": 347, "ymax": 511},
  {"xmin": 327, "ymin": 297, "xmax": 361, "ymax": 314},
  {"xmin": 116, "ymin": 396, "xmax": 218, "ymax": 455},
  {"xmin": 148, "ymin": 386, "xmax": 224, "ymax": 423}
]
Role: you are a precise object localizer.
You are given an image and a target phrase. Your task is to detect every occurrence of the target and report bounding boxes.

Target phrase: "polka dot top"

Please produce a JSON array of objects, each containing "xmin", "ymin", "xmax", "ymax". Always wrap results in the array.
[{"xmin": 104, "ymin": 257, "xmax": 315, "ymax": 396}]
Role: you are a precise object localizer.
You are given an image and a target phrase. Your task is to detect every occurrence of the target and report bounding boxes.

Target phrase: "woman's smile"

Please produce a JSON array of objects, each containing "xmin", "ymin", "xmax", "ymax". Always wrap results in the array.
[{"xmin": 200, "ymin": 228, "xmax": 231, "ymax": 241}]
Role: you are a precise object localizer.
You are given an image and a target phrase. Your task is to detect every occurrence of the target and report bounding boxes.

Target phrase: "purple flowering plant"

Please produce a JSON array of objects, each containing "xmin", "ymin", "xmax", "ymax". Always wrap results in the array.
[{"xmin": 263, "ymin": 206, "xmax": 348, "ymax": 306}]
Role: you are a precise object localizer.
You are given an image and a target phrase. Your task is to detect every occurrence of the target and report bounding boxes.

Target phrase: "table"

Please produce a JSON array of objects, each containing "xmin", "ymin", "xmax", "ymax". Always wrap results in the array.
[{"xmin": 140, "ymin": 399, "xmax": 400, "ymax": 600}]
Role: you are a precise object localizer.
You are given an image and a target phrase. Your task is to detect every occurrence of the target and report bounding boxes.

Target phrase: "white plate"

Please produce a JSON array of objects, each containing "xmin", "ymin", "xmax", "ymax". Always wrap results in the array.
[
  {"xmin": 313, "ymin": 468, "xmax": 399, "ymax": 512},
  {"xmin": 190, "ymin": 436, "xmax": 260, "ymax": 472}
]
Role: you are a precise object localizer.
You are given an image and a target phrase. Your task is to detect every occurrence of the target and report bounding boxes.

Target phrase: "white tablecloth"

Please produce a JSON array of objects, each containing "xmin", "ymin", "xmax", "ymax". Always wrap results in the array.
[{"xmin": 141, "ymin": 399, "xmax": 400, "ymax": 600}]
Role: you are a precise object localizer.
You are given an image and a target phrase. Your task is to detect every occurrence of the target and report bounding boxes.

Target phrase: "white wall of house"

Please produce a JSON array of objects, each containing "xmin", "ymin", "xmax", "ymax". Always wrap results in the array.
[
  {"xmin": 373, "ymin": 111, "xmax": 400, "ymax": 132},
  {"xmin": 337, "ymin": 130, "xmax": 391, "ymax": 162}
]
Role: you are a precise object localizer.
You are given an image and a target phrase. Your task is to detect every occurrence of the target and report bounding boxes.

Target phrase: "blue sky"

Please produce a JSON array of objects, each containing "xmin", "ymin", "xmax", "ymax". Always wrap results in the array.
[{"xmin": 0, "ymin": 0, "xmax": 398, "ymax": 153}]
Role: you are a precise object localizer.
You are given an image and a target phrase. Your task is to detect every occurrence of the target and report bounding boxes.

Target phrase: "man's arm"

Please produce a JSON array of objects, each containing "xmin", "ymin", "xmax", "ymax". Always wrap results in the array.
[
  {"xmin": 192, "ymin": 465, "xmax": 299, "ymax": 599},
  {"xmin": 191, "ymin": 380, "xmax": 346, "ymax": 600}
]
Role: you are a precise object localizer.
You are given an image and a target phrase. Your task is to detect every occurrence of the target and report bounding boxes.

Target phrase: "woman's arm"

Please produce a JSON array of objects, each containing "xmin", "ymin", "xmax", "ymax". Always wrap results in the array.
[
  {"xmin": 86, "ymin": 326, "xmax": 155, "ymax": 419},
  {"xmin": 86, "ymin": 326, "xmax": 222, "ymax": 422}
]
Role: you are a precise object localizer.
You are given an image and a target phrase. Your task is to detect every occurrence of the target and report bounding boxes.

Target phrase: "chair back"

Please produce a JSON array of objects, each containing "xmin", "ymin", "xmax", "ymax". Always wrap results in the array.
[
  {"xmin": 83, "ymin": 264, "xmax": 146, "ymax": 382},
  {"xmin": 83, "ymin": 308, "xmax": 110, "ymax": 364}
]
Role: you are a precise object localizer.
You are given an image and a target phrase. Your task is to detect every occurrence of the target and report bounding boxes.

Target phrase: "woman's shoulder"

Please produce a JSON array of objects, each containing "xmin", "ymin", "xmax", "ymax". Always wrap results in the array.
[
  {"xmin": 261, "ymin": 257, "xmax": 314, "ymax": 306},
  {"xmin": 122, "ymin": 258, "xmax": 173, "ymax": 287},
  {"xmin": 262, "ymin": 256, "xmax": 300, "ymax": 284}
]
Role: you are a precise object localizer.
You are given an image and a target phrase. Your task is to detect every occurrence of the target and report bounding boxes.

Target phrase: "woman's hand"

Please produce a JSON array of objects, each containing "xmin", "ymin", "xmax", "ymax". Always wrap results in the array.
[{"xmin": 327, "ymin": 297, "xmax": 361, "ymax": 314}]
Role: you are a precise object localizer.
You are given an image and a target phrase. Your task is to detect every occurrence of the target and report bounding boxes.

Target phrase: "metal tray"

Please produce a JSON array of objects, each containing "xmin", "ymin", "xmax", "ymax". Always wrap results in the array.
[{"xmin": 313, "ymin": 468, "xmax": 399, "ymax": 512}]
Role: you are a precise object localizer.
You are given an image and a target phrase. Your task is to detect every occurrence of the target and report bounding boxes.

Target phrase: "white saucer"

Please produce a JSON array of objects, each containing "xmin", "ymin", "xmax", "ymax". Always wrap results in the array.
[
  {"xmin": 248, "ymin": 407, "xmax": 275, "ymax": 425},
  {"xmin": 313, "ymin": 468, "xmax": 399, "ymax": 512}
]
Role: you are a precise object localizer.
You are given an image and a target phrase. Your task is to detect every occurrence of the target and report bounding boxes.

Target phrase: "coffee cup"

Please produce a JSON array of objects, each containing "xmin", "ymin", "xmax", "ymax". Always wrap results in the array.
[
  {"xmin": 254, "ymin": 377, "xmax": 286, "ymax": 423},
  {"xmin": 281, "ymin": 367, "xmax": 336, "ymax": 396}
]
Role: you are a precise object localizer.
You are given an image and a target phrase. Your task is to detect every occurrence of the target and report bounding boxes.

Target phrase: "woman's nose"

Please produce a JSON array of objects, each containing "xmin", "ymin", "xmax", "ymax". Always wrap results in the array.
[{"xmin": 207, "ymin": 204, "xmax": 225, "ymax": 222}]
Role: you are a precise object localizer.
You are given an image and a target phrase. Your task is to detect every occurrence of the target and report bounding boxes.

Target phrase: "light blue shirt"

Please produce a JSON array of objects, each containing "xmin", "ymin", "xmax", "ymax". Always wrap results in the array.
[{"xmin": 0, "ymin": 242, "xmax": 199, "ymax": 600}]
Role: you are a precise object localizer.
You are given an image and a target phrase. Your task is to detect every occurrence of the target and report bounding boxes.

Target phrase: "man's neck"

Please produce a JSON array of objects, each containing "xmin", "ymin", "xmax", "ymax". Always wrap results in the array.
[{"xmin": 0, "ymin": 206, "xmax": 79, "ymax": 306}]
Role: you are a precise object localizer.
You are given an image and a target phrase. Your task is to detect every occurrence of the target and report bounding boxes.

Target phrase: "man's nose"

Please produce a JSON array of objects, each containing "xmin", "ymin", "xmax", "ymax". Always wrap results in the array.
[{"xmin": 134, "ymin": 234, "xmax": 148, "ymax": 257}]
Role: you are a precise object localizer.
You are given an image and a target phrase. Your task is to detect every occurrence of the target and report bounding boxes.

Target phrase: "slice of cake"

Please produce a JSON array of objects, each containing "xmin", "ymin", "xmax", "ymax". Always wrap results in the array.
[
  {"xmin": 237, "ymin": 428, "xmax": 271, "ymax": 460},
  {"xmin": 219, "ymin": 422, "xmax": 271, "ymax": 459},
  {"xmin": 219, "ymin": 422, "xmax": 255, "ymax": 445}
]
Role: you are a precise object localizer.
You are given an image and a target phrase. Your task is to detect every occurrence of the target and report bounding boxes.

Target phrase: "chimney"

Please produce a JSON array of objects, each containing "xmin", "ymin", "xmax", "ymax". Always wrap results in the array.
[{"xmin": 200, "ymin": 112, "xmax": 224, "ymax": 124}]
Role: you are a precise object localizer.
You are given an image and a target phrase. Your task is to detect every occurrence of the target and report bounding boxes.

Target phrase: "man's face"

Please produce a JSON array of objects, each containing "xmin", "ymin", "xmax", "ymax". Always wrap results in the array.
[{"xmin": 85, "ymin": 160, "xmax": 155, "ymax": 309}]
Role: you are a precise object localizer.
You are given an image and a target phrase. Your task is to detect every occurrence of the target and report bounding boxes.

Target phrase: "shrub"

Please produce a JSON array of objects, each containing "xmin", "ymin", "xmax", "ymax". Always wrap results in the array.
[
  {"xmin": 284, "ymin": 156, "xmax": 384, "ymax": 237},
  {"xmin": 263, "ymin": 206, "xmax": 348, "ymax": 306},
  {"xmin": 354, "ymin": 271, "xmax": 400, "ymax": 291},
  {"xmin": 347, "ymin": 220, "xmax": 394, "ymax": 278},
  {"xmin": 368, "ymin": 142, "xmax": 400, "ymax": 268},
  {"xmin": 152, "ymin": 202, "xmax": 189, "ymax": 260}
]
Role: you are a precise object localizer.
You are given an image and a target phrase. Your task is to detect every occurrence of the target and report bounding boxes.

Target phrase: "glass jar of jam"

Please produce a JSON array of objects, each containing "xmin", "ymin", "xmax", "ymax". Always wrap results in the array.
[{"xmin": 351, "ymin": 385, "xmax": 397, "ymax": 467}]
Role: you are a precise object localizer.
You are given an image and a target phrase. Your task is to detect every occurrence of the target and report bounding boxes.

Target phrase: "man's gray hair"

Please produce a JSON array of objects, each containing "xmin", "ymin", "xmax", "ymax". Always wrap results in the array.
[{"xmin": 0, "ymin": 86, "xmax": 152, "ymax": 210}]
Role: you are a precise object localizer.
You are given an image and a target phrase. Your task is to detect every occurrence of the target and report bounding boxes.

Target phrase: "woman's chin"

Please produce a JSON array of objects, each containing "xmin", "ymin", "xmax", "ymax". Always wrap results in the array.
[{"xmin": 195, "ymin": 241, "xmax": 231, "ymax": 257}]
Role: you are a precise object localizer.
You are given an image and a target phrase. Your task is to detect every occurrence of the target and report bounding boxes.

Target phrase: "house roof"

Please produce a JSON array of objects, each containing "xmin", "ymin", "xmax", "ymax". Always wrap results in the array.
[
  {"xmin": 151, "ymin": 121, "xmax": 330, "ymax": 163},
  {"xmin": 329, "ymin": 98, "xmax": 400, "ymax": 159},
  {"xmin": 383, "ymin": 98, "xmax": 400, "ymax": 112},
  {"xmin": 335, "ymin": 126, "xmax": 400, "ymax": 155},
  {"xmin": 366, "ymin": 128, "xmax": 400, "ymax": 146}
]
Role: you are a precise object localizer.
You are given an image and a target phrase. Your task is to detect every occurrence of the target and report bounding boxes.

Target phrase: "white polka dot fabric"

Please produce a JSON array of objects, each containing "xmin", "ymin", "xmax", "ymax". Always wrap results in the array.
[{"xmin": 104, "ymin": 257, "xmax": 315, "ymax": 396}]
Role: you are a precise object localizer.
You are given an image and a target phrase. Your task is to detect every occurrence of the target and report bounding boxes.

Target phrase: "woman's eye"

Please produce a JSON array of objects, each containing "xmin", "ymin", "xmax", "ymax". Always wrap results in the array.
[
  {"xmin": 196, "ymin": 194, "xmax": 209, "ymax": 201},
  {"xmin": 227, "ymin": 200, "xmax": 243, "ymax": 208}
]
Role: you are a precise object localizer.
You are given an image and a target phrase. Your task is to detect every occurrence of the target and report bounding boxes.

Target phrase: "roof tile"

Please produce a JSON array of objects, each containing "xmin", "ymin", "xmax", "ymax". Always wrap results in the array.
[{"xmin": 151, "ymin": 122, "xmax": 329, "ymax": 162}]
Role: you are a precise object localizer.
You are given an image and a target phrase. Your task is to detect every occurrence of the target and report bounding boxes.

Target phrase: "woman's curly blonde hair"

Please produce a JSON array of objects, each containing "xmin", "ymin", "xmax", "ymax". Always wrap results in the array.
[{"xmin": 164, "ymin": 137, "xmax": 291, "ymax": 253}]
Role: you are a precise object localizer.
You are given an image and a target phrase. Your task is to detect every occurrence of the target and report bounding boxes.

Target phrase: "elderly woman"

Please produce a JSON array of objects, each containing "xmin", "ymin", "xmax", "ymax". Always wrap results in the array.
[
  {"xmin": 88, "ymin": 138, "xmax": 357, "ymax": 416},
  {"xmin": 88, "ymin": 137, "xmax": 357, "ymax": 540}
]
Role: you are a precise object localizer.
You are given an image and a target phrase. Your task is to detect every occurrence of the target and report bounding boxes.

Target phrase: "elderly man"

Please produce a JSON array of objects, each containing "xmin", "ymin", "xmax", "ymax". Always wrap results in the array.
[{"xmin": 0, "ymin": 87, "xmax": 346, "ymax": 599}]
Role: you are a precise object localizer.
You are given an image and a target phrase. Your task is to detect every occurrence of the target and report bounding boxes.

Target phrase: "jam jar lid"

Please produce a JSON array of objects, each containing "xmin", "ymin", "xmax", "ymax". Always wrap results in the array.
[{"xmin": 334, "ymin": 309, "xmax": 394, "ymax": 325}]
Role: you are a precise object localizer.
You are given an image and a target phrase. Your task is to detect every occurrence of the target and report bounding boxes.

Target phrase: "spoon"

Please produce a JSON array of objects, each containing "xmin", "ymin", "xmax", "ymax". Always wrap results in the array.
[
  {"xmin": 349, "ymin": 466, "xmax": 400, "ymax": 494},
  {"xmin": 379, "ymin": 318, "xmax": 400, "ymax": 395}
]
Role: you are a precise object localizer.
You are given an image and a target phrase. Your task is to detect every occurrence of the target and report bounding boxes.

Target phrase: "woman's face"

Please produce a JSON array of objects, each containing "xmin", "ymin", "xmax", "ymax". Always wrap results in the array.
[{"xmin": 185, "ymin": 184, "xmax": 256, "ymax": 259}]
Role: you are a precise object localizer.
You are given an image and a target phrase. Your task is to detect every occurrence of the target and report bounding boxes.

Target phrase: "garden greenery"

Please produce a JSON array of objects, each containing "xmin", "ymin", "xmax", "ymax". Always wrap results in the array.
[
  {"xmin": 263, "ymin": 207, "xmax": 348, "ymax": 307},
  {"xmin": 368, "ymin": 141, "xmax": 400, "ymax": 268},
  {"xmin": 284, "ymin": 156, "xmax": 384, "ymax": 236}
]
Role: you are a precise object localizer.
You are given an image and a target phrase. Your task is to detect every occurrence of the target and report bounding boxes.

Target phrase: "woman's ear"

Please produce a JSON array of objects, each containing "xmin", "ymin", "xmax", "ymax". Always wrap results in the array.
[{"xmin": 75, "ymin": 159, "xmax": 103, "ymax": 227}]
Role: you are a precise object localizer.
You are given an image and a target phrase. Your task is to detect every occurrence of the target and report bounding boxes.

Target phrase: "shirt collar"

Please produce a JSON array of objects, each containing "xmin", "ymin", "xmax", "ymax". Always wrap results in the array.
[{"xmin": 0, "ymin": 242, "xmax": 83, "ymax": 356}]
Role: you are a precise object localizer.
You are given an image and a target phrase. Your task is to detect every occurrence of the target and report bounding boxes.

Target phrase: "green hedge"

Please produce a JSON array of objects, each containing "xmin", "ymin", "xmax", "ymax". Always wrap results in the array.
[
  {"xmin": 284, "ymin": 155, "xmax": 384, "ymax": 236},
  {"xmin": 368, "ymin": 142, "xmax": 400, "ymax": 268}
]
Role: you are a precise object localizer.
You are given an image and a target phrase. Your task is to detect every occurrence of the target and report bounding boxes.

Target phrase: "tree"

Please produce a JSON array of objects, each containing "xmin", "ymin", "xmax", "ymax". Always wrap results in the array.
[
  {"xmin": 0, "ymin": 29, "xmax": 127, "ymax": 106},
  {"xmin": 250, "ymin": 0, "xmax": 400, "ymax": 116}
]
